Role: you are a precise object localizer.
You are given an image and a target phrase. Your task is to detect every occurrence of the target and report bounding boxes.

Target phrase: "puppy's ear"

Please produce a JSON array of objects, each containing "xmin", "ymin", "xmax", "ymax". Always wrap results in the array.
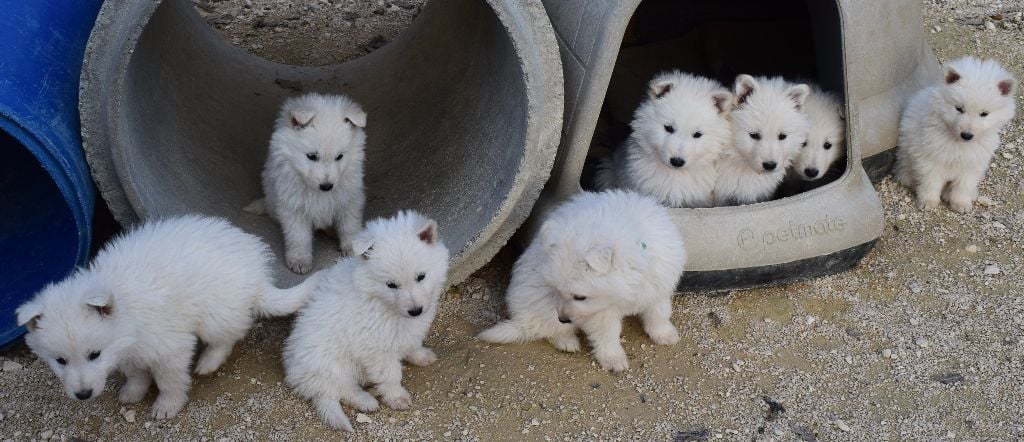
[
  {"xmin": 289, "ymin": 106, "xmax": 316, "ymax": 129},
  {"xmin": 785, "ymin": 84, "xmax": 811, "ymax": 111},
  {"xmin": 648, "ymin": 78, "xmax": 674, "ymax": 99},
  {"xmin": 84, "ymin": 291, "xmax": 113, "ymax": 317},
  {"xmin": 352, "ymin": 233, "xmax": 374, "ymax": 261},
  {"xmin": 16, "ymin": 301, "xmax": 43, "ymax": 331},
  {"xmin": 583, "ymin": 246, "xmax": 615, "ymax": 274},
  {"xmin": 416, "ymin": 219, "xmax": 438, "ymax": 245},
  {"xmin": 711, "ymin": 90, "xmax": 735, "ymax": 115},
  {"xmin": 344, "ymin": 105, "xmax": 367, "ymax": 128},
  {"xmin": 998, "ymin": 77, "xmax": 1017, "ymax": 97},
  {"xmin": 734, "ymin": 74, "xmax": 758, "ymax": 105},
  {"xmin": 944, "ymin": 65, "xmax": 961, "ymax": 84},
  {"xmin": 837, "ymin": 103, "xmax": 847, "ymax": 121}
]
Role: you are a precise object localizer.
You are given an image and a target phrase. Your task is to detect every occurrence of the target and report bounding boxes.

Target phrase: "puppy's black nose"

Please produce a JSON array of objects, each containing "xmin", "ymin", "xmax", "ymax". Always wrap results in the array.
[
  {"xmin": 762, "ymin": 161, "xmax": 777, "ymax": 171},
  {"xmin": 960, "ymin": 132, "xmax": 974, "ymax": 141},
  {"xmin": 669, "ymin": 157, "xmax": 686, "ymax": 168},
  {"xmin": 557, "ymin": 316, "xmax": 572, "ymax": 324},
  {"xmin": 407, "ymin": 306, "xmax": 423, "ymax": 317},
  {"xmin": 75, "ymin": 389, "xmax": 93, "ymax": 400},
  {"xmin": 804, "ymin": 167, "xmax": 819, "ymax": 178},
  {"xmin": 319, "ymin": 183, "xmax": 334, "ymax": 191}
]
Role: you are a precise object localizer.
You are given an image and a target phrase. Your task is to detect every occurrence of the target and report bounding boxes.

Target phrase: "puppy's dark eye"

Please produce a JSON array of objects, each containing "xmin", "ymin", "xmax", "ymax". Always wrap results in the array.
[
  {"xmin": 572, "ymin": 295, "xmax": 586, "ymax": 301},
  {"xmin": 664, "ymin": 125, "xmax": 675, "ymax": 134},
  {"xmin": 778, "ymin": 133, "xmax": 787, "ymax": 141},
  {"xmin": 56, "ymin": 358, "xmax": 67, "ymax": 365},
  {"xmin": 955, "ymin": 106, "xmax": 964, "ymax": 114},
  {"xmin": 386, "ymin": 282, "xmax": 399, "ymax": 289},
  {"xmin": 416, "ymin": 273, "xmax": 426, "ymax": 282},
  {"xmin": 88, "ymin": 351, "xmax": 101, "ymax": 361},
  {"xmin": 693, "ymin": 131, "xmax": 703, "ymax": 138},
  {"xmin": 749, "ymin": 132, "xmax": 761, "ymax": 140},
  {"xmin": 823, "ymin": 142, "xmax": 833, "ymax": 150},
  {"xmin": 306, "ymin": 153, "xmax": 319, "ymax": 161},
  {"xmin": 980, "ymin": 111, "xmax": 989, "ymax": 117},
  {"xmin": 335, "ymin": 153, "xmax": 344, "ymax": 161}
]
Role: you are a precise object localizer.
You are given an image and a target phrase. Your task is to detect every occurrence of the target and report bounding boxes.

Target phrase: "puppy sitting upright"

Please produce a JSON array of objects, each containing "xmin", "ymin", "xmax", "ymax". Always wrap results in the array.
[
  {"xmin": 714, "ymin": 75, "xmax": 811, "ymax": 206},
  {"xmin": 17, "ymin": 216, "xmax": 317, "ymax": 419},
  {"xmin": 478, "ymin": 190, "xmax": 686, "ymax": 372},
  {"xmin": 595, "ymin": 71, "xmax": 733, "ymax": 208},
  {"xmin": 246, "ymin": 92, "xmax": 367, "ymax": 274},
  {"xmin": 895, "ymin": 56, "xmax": 1017, "ymax": 213},
  {"xmin": 284, "ymin": 211, "xmax": 449, "ymax": 432},
  {"xmin": 792, "ymin": 85, "xmax": 846, "ymax": 182}
]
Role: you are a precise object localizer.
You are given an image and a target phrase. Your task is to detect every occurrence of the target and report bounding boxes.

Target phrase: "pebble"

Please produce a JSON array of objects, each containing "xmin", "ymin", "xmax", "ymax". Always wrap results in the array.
[
  {"xmin": 355, "ymin": 413, "xmax": 373, "ymax": 423},
  {"xmin": 2, "ymin": 361, "xmax": 23, "ymax": 372},
  {"xmin": 39, "ymin": 430, "xmax": 53, "ymax": 440},
  {"xmin": 908, "ymin": 281, "xmax": 922, "ymax": 294},
  {"xmin": 881, "ymin": 349, "xmax": 893, "ymax": 359},
  {"xmin": 992, "ymin": 221, "xmax": 1006, "ymax": 229},
  {"xmin": 123, "ymin": 409, "xmax": 137, "ymax": 423},
  {"xmin": 897, "ymin": 213, "xmax": 907, "ymax": 221},
  {"xmin": 984, "ymin": 264, "xmax": 1001, "ymax": 275},
  {"xmin": 933, "ymin": 25, "xmax": 942, "ymax": 32},
  {"xmin": 985, "ymin": 20, "xmax": 996, "ymax": 31},
  {"xmin": 915, "ymin": 337, "xmax": 930, "ymax": 348},
  {"xmin": 966, "ymin": 245, "xmax": 979, "ymax": 254},
  {"xmin": 977, "ymin": 196, "xmax": 994, "ymax": 206},
  {"xmin": 1002, "ymin": 152, "xmax": 1014, "ymax": 159},
  {"xmin": 834, "ymin": 419, "xmax": 851, "ymax": 432}
]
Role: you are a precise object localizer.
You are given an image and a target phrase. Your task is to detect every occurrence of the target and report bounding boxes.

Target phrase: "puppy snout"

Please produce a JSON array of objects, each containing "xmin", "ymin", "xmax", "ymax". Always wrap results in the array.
[
  {"xmin": 762, "ymin": 161, "xmax": 778, "ymax": 171},
  {"xmin": 960, "ymin": 132, "xmax": 974, "ymax": 141},
  {"xmin": 668, "ymin": 157, "xmax": 686, "ymax": 168},
  {"xmin": 804, "ymin": 167, "xmax": 819, "ymax": 178},
  {"xmin": 318, "ymin": 183, "xmax": 334, "ymax": 191},
  {"xmin": 557, "ymin": 316, "xmax": 572, "ymax": 324},
  {"xmin": 75, "ymin": 389, "xmax": 93, "ymax": 400},
  {"xmin": 407, "ymin": 306, "xmax": 423, "ymax": 317}
]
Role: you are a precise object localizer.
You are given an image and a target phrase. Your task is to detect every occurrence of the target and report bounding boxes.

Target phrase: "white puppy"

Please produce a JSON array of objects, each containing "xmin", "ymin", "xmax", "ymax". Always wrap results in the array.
[
  {"xmin": 478, "ymin": 190, "xmax": 686, "ymax": 372},
  {"xmin": 16, "ymin": 216, "xmax": 316, "ymax": 419},
  {"xmin": 246, "ymin": 92, "xmax": 367, "ymax": 274},
  {"xmin": 714, "ymin": 75, "xmax": 811, "ymax": 206},
  {"xmin": 283, "ymin": 211, "xmax": 449, "ymax": 432},
  {"xmin": 894, "ymin": 56, "xmax": 1017, "ymax": 213},
  {"xmin": 595, "ymin": 71, "xmax": 733, "ymax": 208},
  {"xmin": 791, "ymin": 85, "xmax": 846, "ymax": 181}
]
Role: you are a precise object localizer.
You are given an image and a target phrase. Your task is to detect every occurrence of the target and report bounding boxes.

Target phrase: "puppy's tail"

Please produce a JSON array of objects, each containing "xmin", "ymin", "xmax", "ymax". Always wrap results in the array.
[
  {"xmin": 257, "ymin": 272, "xmax": 321, "ymax": 317},
  {"xmin": 477, "ymin": 320, "xmax": 530, "ymax": 344},
  {"xmin": 243, "ymin": 198, "xmax": 266, "ymax": 215}
]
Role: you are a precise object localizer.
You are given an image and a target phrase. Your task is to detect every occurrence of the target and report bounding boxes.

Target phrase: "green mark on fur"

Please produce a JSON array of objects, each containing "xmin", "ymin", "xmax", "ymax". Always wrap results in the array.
[{"xmin": 640, "ymin": 241, "xmax": 647, "ymax": 251}]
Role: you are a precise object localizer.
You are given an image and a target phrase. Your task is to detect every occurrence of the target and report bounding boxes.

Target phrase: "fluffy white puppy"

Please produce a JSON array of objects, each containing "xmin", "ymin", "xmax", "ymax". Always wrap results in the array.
[
  {"xmin": 16, "ymin": 216, "xmax": 316, "ymax": 419},
  {"xmin": 714, "ymin": 75, "xmax": 811, "ymax": 205},
  {"xmin": 895, "ymin": 56, "xmax": 1017, "ymax": 213},
  {"xmin": 246, "ymin": 92, "xmax": 367, "ymax": 274},
  {"xmin": 283, "ymin": 211, "xmax": 449, "ymax": 432},
  {"xmin": 478, "ymin": 190, "xmax": 686, "ymax": 372},
  {"xmin": 595, "ymin": 71, "xmax": 733, "ymax": 208},
  {"xmin": 791, "ymin": 85, "xmax": 846, "ymax": 181}
]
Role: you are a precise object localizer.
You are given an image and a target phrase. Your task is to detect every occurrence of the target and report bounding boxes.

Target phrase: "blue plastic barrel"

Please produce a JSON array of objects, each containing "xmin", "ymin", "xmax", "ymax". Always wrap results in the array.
[{"xmin": 0, "ymin": 0, "xmax": 104, "ymax": 346}]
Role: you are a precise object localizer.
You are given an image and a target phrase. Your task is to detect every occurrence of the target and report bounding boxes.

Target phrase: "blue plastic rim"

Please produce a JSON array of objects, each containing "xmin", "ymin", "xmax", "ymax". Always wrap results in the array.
[{"xmin": 0, "ymin": 0, "xmax": 104, "ymax": 346}]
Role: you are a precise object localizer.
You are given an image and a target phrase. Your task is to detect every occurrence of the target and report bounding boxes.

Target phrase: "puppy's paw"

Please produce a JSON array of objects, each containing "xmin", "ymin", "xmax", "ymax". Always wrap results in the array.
[
  {"xmin": 405, "ymin": 347, "xmax": 437, "ymax": 367},
  {"xmin": 338, "ymin": 241, "xmax": 354, "ymax": 257},
  {"xmin": 286, "ymin": 255, "xmax": 313, "ymax": 274},
  {"xmin": 347, "ymin": 390, "xmax": 380, "ymax": 412},
  {"xmin": 548, "ymin": 334, "xmax": 582, "ymax": 353},
  {"xmin": 647, "ymin": 326, "xmax": 680, "ymax": 346},
  {"xmin": 949, "ymin": 199, "xmax": 973, "ymax": 214},
  {"xmin": 381, "ymin": 387, "xmax": 413, "ymax": 410},
  {"xmin": 595, "ymin": 350, "xmax": 629, "ymax": 372},
  {"xmin": 916, "ymin": 197, "xmax": 940, "ymax": 211},
  {"xmin": 151, "ymin": 394, "xmax": 187, "ymax": 420}
]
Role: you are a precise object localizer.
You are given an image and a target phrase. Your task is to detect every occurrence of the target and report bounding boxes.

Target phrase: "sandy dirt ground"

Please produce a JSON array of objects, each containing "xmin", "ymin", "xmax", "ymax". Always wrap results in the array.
[{"xmin": 2, "ymin": 1, "xmax": 1024, "ymax": 441}]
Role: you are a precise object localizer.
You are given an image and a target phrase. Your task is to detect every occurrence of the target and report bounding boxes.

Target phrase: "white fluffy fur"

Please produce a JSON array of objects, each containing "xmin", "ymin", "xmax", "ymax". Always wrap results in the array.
[
  {"xmin": 283, "ymin": 211, "xmax": 449, "ymax": 431},
  {"xmin": 791, "ymin": 85, "xmax": 846, "ymax": 181},
  {"xmin": 595, "ymin": 71, "xmax": 733, "ymax": 208},
  {"xmin": 16, "ymin": 216, "xmax": 316, "ymax": 419},
  {"xmin": 246, "ymin": 92, "xmax": 367, "ymax": 274},
  {"xmin": 478, "ymin": 190, "xmax": 686, "ymax": 372},
  {"xmin": 714, "ymin": 75, "xmax": 811, "ymax": 206},
  {"xmin": 894, "ymin": 56, "xmax": 1017, "ymax": 213}
]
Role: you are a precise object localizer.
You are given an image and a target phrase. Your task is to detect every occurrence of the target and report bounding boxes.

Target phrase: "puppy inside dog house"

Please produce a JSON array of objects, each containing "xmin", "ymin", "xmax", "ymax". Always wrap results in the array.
[{"xmin": 533, "ymin": 0, "xmax": 940, "ymax": 290}]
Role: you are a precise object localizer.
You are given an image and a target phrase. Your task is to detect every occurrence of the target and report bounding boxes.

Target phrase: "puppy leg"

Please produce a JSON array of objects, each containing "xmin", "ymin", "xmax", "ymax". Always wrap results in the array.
[
  {"xmin": 641, "ymin": 296, "xmax": 680, "ymax": 345},
  {"xmin": 335, "ymin": 198, "xmax": 363, "ymax": 256},
  {"xmin": 314, "ymin": 395, "xmax": 355, "ymax": 432},
  {"xmin": 546, "ymin": 325, "xmax": 581, "ymax": 353},
  {"xmin": 947, "ymin": 170, "xmax": 984, "ymax": 214},
  {"xmin": 118, "ymin": 366, "xmax": 152, "ymax": 404},
  {"xmin": 194, "ymin": 341, "xmax": 236, "ymax": 375},
  {"xmin": 281, "ymin": 214, "xmax": 314, "ymax": 274},
  {"xmin": 367, "ymin": 357, "xmax": 412, "ymax": 410},
  {"xmin": 150, "ymin": 336, "xmax": 196, "ymax": 419},
  {"xmin": 580, "ymin": 311, "xmax": 628, "ymax": 372},
  {"xmin": 913, "ymin": 172, "xmax": 945, "ymax": 211},
  {"xmin": 403, "ymin": 346, "xmax": 437, "ymax": 367}
]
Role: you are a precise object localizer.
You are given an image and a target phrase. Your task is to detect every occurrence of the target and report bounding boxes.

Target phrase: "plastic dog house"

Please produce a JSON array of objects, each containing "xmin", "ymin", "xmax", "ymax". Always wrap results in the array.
[
  {"xmin": 534, "ymin": 0, "xmax": 939, "ymax": 290},
  {"xmin": 79, "ymin": 0, "xmax": 563, "ymax": 285}
]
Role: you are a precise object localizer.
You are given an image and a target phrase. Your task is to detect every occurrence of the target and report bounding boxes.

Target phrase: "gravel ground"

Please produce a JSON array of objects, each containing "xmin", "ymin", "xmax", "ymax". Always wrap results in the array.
[{"xmin": 3, "ymin": 1, "xmax": 1024, "ymax": 441}]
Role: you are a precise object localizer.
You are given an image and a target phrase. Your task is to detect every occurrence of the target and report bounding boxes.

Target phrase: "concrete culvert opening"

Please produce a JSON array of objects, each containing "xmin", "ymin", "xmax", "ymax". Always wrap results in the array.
[{"xmin": 80, "ymin": 0, "xmax": 562, "ymax": 285}]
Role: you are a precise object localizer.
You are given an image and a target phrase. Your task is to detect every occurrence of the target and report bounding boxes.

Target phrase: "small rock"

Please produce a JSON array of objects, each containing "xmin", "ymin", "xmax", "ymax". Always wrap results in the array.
[
  {"xmin": 1002, "ymin": 152, "xmax": 1014, "ymax": 159},
  {"xmin": 2, "ymin": 361, "xmax": 23, "ymax": 372},
  {"xmin": 881, "ymin": 348, "xmax": 893, "ymax": 359},
  {"xmin": 846, "ymin": 328, "xmax": 863, "ymax": 338},
  {"xmin": 984, "ymin": 264, "xmax": 1001, "ymax": 275},
  {"xmin": 805, "ymin": 316, "xmax": 817, "ymax": 326},
  {"xmin": 977, "ymin": 196, "xmax": 994, "ymax": 206},
  {"xmin": 123, "ymin": 409, "xmax": 136, "ymax": 423},
  {"xmin": 915, "ymin": 337, "xmax": 930, "ymax": 348},
  {"xmin": 791, "ymin": 424, "xmax": 818, "ymax": 441},
  {"xmin": 932, "ymin": 373, "xmax": 965, "ymax": 385},
  {"xmin": 834, "ymin": 419, "xmax": 851, "ymax": 432},
  {"xmin": 673, "ymin": 429, "xmax": 710, "ymax": 442},
  {"xmin": 144, "ymin": 421, "xmax": 152, "ymax": 429},
  {"xmin": 966, "ymin": 245, "xmax": 979, "ymax": 254},
  {"xmin": 985, "ymin": 20, "xmax": 997, "ymax": 31},
  {"xmin": 908, "ymin": 281, "xmax": 922, "ymax": 294},
  {"xmin": 909, "ymin": 317, "xmax": 921, "ymax": 326},
  {"xmin": 933, "ymin": 25, "xmax": 942, "ymax": 32},
  {"xmin": 39, "ymin": 430, "xmax": 53, "ymax": 440},
  {"xmin": 993, "ymin": 221, "xmax": 1007, "ymax": 229},
  {"xmin": 896, "ymin": 213, "xmax": 907, "ymax": 221},
  {"xmin": 355, "ymin": 413, "xmax": 373, "ymax": 423},
  {"xmin": 530, "ymin": 418, "xmax": 540, "ymax": 426},
  {"xmin": 762, "ymin": 396, "xmax": 786, "ymax": 420}
]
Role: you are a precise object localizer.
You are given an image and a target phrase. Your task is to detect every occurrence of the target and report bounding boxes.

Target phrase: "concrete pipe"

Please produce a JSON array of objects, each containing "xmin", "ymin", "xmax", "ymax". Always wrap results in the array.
[{"xmin": 80, "ymin": 0, "xmax": 563, "ymax": 285}]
